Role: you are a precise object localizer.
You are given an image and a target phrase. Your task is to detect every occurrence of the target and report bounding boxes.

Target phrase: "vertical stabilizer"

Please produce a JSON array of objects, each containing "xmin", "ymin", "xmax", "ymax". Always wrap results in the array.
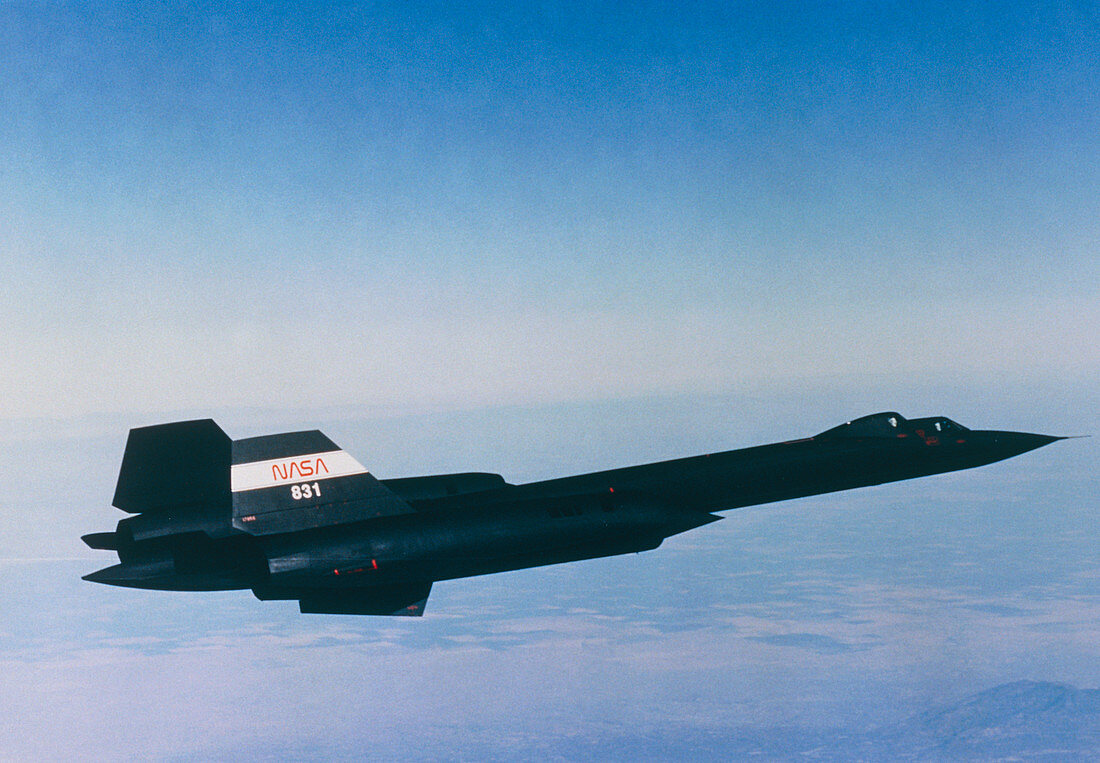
[
  {"xmin": 112, "ymin": 419, "xmax": 231, "ymax": 515},
  {"xmin": 230, "ymin": 430, "xmax": 413, "ymax": 534}
]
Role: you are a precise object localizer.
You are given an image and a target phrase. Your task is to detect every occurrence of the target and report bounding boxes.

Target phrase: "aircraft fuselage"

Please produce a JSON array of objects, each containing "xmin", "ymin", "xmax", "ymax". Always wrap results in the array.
[{"xmin": 83, "ymin": 412, "xmax": 1062, "ymax": 615}]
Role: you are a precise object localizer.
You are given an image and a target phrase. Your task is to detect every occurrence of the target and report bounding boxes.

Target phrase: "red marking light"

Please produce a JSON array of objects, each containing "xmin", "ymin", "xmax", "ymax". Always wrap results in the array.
[
  {"xmin": 371, "ymin": 559, "xmax": 378, "ymax": 570},
  {"xmin": 608, "ymin": 487, "xmax": 614, "ymax": 493}
]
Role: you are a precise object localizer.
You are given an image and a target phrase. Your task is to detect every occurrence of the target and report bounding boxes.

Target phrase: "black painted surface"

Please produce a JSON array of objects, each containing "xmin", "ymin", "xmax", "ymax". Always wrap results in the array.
[
  {"xmin": 112, "ymin": 419, "xmax": 231, "ymax": 515},
  {"xmin": 82, "ymin": 412, "xmax": 1063, "ymax": 615},
  {"xmin": 230, "ymin": 430, "xmax": 339, "ymax": 464}
]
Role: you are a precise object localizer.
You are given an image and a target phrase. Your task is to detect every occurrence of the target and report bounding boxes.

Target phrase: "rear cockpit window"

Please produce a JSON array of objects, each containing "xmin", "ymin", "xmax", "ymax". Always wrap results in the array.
[{"xmin": 816, "ymin": 412, "xmax": 910, "ymax": 439}]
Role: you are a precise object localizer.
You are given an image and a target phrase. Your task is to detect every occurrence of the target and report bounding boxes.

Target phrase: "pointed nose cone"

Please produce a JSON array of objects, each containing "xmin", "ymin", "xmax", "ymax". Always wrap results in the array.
[
  {"xmin": 995, "ymin": 431, "xmax": 1066, "ymax": 456},
  {"xmin": 972, "ymin": 430, "xmax": 1067, "ymax": 465}
]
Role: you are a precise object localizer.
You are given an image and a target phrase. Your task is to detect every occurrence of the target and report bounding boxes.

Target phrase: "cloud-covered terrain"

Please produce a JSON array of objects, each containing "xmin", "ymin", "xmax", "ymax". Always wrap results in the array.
[
  {"xmin": 2, "ymin": 390, "xmax": 1095, "ymax": 759},
  {"xmin": 2, "ymin": 2, "xmax": 1097, "ymax": 758}
]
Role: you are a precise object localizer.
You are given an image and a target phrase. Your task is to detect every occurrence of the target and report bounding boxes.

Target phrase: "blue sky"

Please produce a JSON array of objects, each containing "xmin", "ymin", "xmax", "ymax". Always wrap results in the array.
[
  {"xmin": 1, "ymin": 2, "xmax": 1099, "ymax": 758},
  {"xmin": 2, "ymin": 2, "xmax": 1097, "ymax": 419}
]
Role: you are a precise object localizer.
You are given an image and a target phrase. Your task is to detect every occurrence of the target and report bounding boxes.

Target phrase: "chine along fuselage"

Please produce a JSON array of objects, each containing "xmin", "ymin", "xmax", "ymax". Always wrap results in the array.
[{"xmin": 82, "ymin": 411, "xmax": 1062, "ymax": 615}]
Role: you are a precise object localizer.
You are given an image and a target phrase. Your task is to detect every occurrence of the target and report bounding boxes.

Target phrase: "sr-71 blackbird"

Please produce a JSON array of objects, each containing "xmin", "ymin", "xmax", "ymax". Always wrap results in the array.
[{"xmin": 83, "ymin": 412, "xmax": 1061, "ymax": 615}]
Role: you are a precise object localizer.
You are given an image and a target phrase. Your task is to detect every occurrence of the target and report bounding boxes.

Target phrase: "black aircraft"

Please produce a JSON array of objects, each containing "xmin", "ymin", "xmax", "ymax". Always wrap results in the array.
[{"xmin": 83, "ymin": 412, "xmax": 1061, "ymax": 616}]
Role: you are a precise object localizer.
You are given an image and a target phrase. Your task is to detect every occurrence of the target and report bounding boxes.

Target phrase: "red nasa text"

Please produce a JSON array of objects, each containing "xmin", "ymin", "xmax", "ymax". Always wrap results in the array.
[{"xmin": 272, "ymin": 457, "xmax": 331, "ymax": 482}]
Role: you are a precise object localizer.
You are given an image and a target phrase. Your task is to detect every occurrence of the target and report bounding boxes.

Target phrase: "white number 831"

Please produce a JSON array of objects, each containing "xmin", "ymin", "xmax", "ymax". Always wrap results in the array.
[{"xmin": 290, "ymin": 482, "xmax": 322, "ymax": 500}]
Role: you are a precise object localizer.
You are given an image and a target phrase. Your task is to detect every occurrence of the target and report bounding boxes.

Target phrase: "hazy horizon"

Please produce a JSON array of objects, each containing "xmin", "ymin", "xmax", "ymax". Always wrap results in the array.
[{"xmin": 2, "ymin": 2, "xmax": 1097, "ymax": 759}]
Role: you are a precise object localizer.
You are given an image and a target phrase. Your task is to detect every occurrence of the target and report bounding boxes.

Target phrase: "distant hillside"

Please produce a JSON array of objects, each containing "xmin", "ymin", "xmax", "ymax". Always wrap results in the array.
[
  {"xmin": 881, "ymin": 680, "xmax": 1100, "ymax": 760},
  {"xmin": 521, "ymin": 681, "xmax": 1100, "ymax": 760}
]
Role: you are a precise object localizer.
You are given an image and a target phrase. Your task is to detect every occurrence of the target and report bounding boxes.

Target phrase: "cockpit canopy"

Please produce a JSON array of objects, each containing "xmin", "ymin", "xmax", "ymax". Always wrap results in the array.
[
  {"xmin": 816, "ymin": 412, "xmax": 908, "ymax": 439},
  {"xmin": 908, "ymin": 416, "xmax": 969, "ymax": 436},
  {"xmin": 816, "ymin": 412, "xmax": 969, "ymax": 439}
]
